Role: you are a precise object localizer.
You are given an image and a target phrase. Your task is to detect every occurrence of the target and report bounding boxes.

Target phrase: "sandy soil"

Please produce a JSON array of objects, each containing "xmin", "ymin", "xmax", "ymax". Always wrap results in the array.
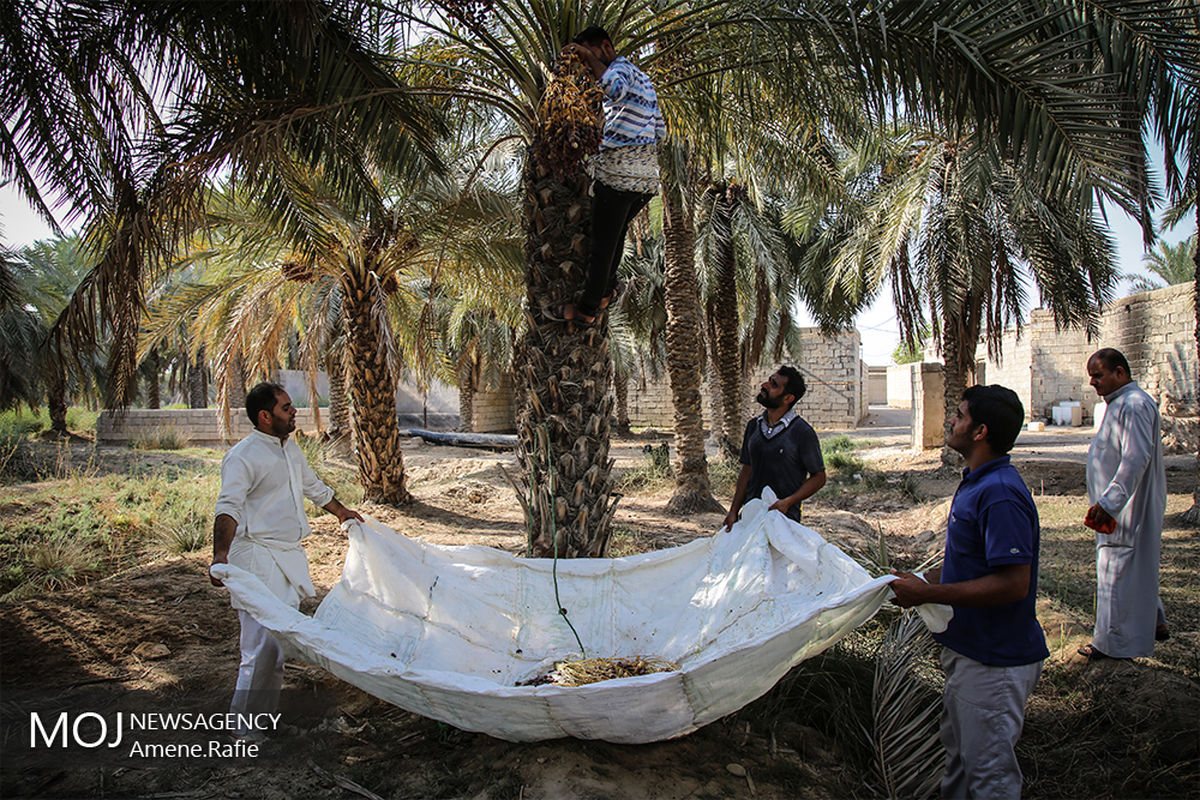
[{"xmin": 1, "ymin": 431, "xmax": 1197, "ymax": 799}]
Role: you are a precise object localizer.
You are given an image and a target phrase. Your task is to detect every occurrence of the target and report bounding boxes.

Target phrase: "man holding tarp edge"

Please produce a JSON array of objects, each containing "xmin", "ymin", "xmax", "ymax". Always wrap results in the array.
[
  {"xmin": 723, "ymin": 367, "xmax": 826, "ymax": 529},
  {"xmin": 210, "ymin": 381, "xmax": 362, "ymax": 742},
  {"xmin": 891, "ymin": 384, "xmax": 1048, "ymax": 800}
]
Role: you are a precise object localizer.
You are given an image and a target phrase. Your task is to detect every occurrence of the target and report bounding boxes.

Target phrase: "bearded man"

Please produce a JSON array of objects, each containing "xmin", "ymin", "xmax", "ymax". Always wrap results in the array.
[{"xmin": 723, "ymin": 366, "xmax": 826, "ymax": 529}]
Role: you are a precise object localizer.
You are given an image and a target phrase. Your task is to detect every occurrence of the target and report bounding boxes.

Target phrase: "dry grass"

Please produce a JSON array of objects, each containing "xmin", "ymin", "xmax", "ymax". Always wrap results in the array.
[{"xmin": 129, "ymin": 426, "xmax": 189, "ymax": 450}]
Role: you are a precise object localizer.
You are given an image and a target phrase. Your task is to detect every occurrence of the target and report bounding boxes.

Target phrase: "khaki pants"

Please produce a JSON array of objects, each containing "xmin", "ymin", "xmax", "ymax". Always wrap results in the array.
[{"xmin": 940, "ymin": 648, "xmax": 1042, "ymax": 800}]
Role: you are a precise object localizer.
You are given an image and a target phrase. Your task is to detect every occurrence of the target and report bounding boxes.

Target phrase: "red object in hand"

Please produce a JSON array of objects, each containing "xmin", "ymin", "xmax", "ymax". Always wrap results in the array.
[{"xmin": 1084, "ymin": 506, "xmax": 1116, "ymax": 534}]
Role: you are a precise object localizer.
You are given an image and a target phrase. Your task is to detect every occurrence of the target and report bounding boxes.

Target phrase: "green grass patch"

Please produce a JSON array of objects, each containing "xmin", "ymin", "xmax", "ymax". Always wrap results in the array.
[
  {"xmin": 293, "ymin": 432, "xmax": 363, "ymax": 512},
  {"xmin": 0, "ymin": 405, "xmax": 99, "ymax": 436},
  {"xmin": 706, "ymin": 456, "xmax": 742, "ymax": 497},
  {"xmin": 821, "ymin": 434, "xmax": 861, "ymax": 454},
  {"xmin": 0, "ymin": 437, "xmax": 362, "ymax": 598}
]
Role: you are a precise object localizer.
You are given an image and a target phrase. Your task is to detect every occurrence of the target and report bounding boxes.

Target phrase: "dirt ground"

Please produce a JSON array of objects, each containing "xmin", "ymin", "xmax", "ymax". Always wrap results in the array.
[{"xmin": 2, "ymin": 427, "xmax": 1197, "ymax": 799}]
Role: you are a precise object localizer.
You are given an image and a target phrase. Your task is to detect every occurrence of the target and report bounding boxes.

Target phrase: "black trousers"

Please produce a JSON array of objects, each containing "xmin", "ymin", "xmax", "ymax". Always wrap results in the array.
[{"xmin": 577, "ymin": 179, "xmax": 653, "ymax": 316}]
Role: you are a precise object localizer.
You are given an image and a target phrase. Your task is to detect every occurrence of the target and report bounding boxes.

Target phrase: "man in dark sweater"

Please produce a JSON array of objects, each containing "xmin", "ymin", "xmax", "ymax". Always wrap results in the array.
[{"xmin": 723, "ymin": 366, "xmax": 826, "ymax": 529}]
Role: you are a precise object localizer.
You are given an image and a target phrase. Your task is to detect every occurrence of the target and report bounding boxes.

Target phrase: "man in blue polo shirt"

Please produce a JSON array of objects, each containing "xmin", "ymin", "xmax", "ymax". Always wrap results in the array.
[{"xmin": 891, "ymin": 384, "xmax": 1048, "ymax": 800}]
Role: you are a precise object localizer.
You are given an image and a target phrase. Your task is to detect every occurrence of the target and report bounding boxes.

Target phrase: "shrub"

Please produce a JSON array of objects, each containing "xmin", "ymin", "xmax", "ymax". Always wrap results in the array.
[
  {"xmin": 130, "ymin": 426, "xmax": 189, "ymax": 450},
  {"xmin": 707, "ymin": 457, "xmax": 742, "ymax": 497},
  {"xmin": 825, "ymin": 450, "xmax": 865, "ymax": 473},
  {"xmin": 3, "ymin": 536, "xmax": 99, "ymax": 599},
  {"xmin": 154, "ymin": 520, "xmax": 209, "ymax": 556},
  {"xmin": 616, "ymin": 444, "xmax": 674, "ymax": 493},
  {"xmin": 294, "ymin": 430, "xmax": 324, "ymax": 464},
  {"xmin": 822, "ymin": 434, "xmax": 858, "ymax": 455}
]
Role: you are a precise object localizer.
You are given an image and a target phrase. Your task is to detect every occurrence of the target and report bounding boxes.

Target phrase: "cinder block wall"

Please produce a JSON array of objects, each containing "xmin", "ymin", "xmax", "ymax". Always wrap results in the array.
[
  {"xmin": 98, "ymin": 408, "xmax": 321, "ymax": 447},
  {"xmin": 472, "ymin": 329, "xmax": 865, "ymax": 433},
  {"xmin": 986, "ymin": 325, "xmax": 1036, "ymax": 417},
  {"xmin": 867, "ymin": 366, "xmax": 887, "ymax": 405},
  {"xmin": 886, "ymin": 364, "xmax": 914, "ymax": 408},
  {"xmin": 792, "ymin": 328, "xmax": 865, "ymax": 428},
  {"xmin": 621, "ymin": 329, "xmax": 864, "ymax": 430},
  {"xmin": 982, "ymin": 284, "xmax": 1196, "ymax": 421},
  {"xmin": 623, "ymin": 372, "xmax": 713, "ymax": 430},
  {"xmin": 911, "ymin": 363, "xmax": 945, "ymax": 449}
]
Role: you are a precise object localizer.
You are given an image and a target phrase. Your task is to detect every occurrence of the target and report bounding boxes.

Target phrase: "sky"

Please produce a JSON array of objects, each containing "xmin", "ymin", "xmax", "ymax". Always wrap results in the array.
[{"xmin": 2, "ymin": 160, "xmax": 1195, "ymax": 366}]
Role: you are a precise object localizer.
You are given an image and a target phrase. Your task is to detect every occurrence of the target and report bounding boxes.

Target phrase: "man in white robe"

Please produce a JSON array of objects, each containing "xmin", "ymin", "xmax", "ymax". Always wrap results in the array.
[
  {"xmin": 211, "ymin": 382, "xmax": 362, "ymax": 738},
  {"xmin": 1081, "ymin": 348, "xmax": 1167, "ymax": 659}
]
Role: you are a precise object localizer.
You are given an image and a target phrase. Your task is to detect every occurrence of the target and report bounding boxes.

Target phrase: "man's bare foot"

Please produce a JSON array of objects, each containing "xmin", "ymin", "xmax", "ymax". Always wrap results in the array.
[{"xmin": 543, "ymin": 303, "xmax": 596, "ymax": 325}]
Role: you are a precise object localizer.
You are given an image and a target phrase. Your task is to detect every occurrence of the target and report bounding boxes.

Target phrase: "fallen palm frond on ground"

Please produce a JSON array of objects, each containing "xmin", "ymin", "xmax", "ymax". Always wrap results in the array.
[{"xmin": 868, "ymin": 611, "xmax": 945, "ymax": 799}]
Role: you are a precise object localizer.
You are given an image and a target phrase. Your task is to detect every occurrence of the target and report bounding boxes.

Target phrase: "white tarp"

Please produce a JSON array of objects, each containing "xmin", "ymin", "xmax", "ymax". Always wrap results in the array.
[{"xmin": 212, "ymin": 488, "xmax": 895, "ymax": 743}]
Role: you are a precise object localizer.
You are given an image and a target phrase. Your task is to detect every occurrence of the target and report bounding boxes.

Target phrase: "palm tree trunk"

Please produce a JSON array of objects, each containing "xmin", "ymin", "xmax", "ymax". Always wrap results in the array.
[
  {"xmin": 327, "ymin": 350, "xmax": 349, "ymax": 441},
  {"xmin": 230, "ymin": 352, "xmax": 247, "ymax": 409},
  {"xmin": 188, "ymin": 346, "xmax": 206, "ymax": 408},
  {"xmin": 48, "ymin": 369, "xmax": 68, "ymax": 436},
  {"xmin": 710, "ymin": 189, "xmax": 744, "ymax": 460},
  {"xmin": 342, "ymin": 266, "xmax": 410, "ymax": 505},
  {"xmin": 458, "ymin": 359, "xmax": 476, "ymax": 433},
  {"xmin": 705, "ymin": 305, "xmax": 724, "ymax": 443},
  {"xmin": 613, "ymin": 363, "xmax": 630, "ymax": 434},
  {"xmin": 940, "ymin": 314, "xmax": 969, "ymax": 468},
  {"xmin": 146, "ymin": 347, "xmax": 160, "ymax": 409},
  {"xmin": 514, "ymin": 156, "xmax": 616, "ymax": 558},
  {"xmin": 661, "ymin": 161, "xmax": 722, "ymax": 513}
]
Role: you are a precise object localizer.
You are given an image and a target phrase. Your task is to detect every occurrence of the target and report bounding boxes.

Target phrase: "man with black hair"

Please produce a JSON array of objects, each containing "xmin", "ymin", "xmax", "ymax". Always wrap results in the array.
[
  {"xmin": 1080, "ymin": 347, "xmax": 1168, "ymax": 659},
  {"xmin": 723, "ymin": 366, "xmax": 826, "ymax": 529},
  {"xmin": 546, "ymin": 25, "xmax": 665, "ymax": 326},
  {"xmin": 211, "ymin": 381, "xmax": 362, "ymax": 741},
  {"xmin": 891, "ymin": 384, "xmax": 1048, "ymax": 800}
]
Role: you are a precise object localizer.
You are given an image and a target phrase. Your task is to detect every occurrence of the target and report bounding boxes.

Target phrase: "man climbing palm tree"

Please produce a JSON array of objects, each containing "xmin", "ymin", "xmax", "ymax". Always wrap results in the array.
[{"xmin": 546, "ymin": 26, "xmax": 665, "ymax": 325}]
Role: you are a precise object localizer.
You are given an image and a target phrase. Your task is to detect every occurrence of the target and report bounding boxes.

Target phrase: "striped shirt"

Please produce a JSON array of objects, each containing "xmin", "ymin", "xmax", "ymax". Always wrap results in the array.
[{"xmin": 599, "ymin": 57, "xmax": 666, "ymax": 150}]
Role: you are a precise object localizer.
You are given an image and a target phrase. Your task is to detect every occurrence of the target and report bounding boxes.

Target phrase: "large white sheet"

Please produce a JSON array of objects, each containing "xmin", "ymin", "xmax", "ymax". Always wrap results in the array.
[{"xmin": 212, "ymin": 489, "xmax": 895, "ymax": 743}]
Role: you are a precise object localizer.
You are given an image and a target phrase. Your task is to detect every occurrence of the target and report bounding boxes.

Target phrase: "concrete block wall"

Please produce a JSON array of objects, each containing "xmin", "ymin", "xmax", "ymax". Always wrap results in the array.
[
  {"xmin": 982, "ymin": 283, "xmax": 1196, "ymax": 422},
  {"xmin": 867, "ymin": 366, "xmax": 887, "ymax": 405},
  {"xmin": 624, "ymin": 373, "xmax": 713, "ymax": 430},
  {"xmin": 624, "ymin": 329, "xmax": 864, "ymax": 430},
  {"xmin": 98, "ymin": 408, "xmax": 321, "ymax": 447},
  {"xmin": 886, "ymin": 364, "xmax": 914, "ymax": 408},
  {"xmin": 985, "ymin": 327, "xmax": 1036, "ymax": 417},
  {"xmin": 911, "ymin": 362, "xmax": 945, "ymax": 449},
  {"xmin": 471, "ymin": 373, "xmax": 516, "ymax": 433},
  {"xmin": 469, "ymin": 329, "xmax": 866, "ymax": 433},
  {"xmin": 1096, "ymin": 284, "xmax": 1196, "ymax": 412},
  {"xmin": 792, "ymin": 328, "xmax": 865, "ymax": 428}
]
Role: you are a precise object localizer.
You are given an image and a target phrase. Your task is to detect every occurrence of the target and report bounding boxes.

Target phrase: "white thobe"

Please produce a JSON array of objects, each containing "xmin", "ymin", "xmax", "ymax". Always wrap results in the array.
[
  {"xmin": 1086, "ymin": 381, "xmax": 1165, "ymax": 658},
  {"xmin": 215, "ymin": 429, "xmax": 335, "ymax": 729},
  {"xmin": 214, "ymin": 429, "xmax": 335, "ymax": 609}
]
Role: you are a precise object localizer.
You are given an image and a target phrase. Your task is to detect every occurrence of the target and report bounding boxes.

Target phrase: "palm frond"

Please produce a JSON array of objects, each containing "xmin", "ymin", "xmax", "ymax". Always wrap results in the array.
[{"xmin": 868, "ymin": 611, "xmax": 946, "ymax": 800}]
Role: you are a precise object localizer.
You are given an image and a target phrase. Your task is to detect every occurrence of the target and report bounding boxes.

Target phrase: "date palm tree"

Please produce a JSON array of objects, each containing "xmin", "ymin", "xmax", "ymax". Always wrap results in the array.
[
  {"xmin": 0, "ymin": 247, "xmax": 48, "ymax": 412},
  {"xmin": 1125, "ymin": 236, "xmax": 1197, "ymax": 293},
  {"xmin": 16, "ymin": 236, "xmax": 103, "ymax": 433},
  {"xmin": 393, "ymin": 0, "xmax": 769, "ymax": 555},
  {"xmin": 803, "ymin": 126, "xmax": 1119, "ymax": 464},
  {"xmin": 143, "ymin": 170, "xmax": 519, "ymax": 503},
  {"xmin": 3, "ymin": 0, "xmax": 446, "ymax": 410},
  {"xmin": 658, "ymin": 139, "xmax": 724, "ymax": 512}
]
